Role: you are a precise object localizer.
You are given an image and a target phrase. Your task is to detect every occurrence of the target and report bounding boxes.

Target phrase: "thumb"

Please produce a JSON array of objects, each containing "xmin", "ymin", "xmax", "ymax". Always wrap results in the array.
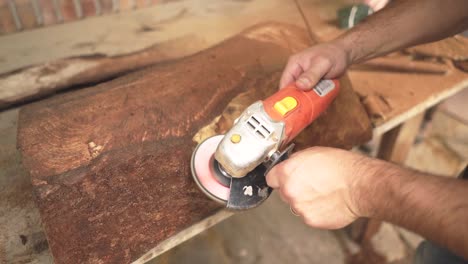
[{"xmin": 295, "ymin": 57, "xmax": 332, "ymax": 90}]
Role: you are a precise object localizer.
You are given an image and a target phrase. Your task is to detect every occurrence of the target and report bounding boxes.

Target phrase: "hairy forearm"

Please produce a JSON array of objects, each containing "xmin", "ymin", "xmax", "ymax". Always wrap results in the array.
[
  {"xmin": 334, "ymin": 0, "xmax": 468, "ymax": 63},
  {"xmin": 356, "ymin": 159, "xmax": 468, "ymax": 259}
]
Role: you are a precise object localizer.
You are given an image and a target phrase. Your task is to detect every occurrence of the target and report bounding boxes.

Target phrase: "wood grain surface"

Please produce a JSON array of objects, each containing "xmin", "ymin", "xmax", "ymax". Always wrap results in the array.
[{"xmin": 17, "ymin": 22, "xmax": 371, "ymax": 264}]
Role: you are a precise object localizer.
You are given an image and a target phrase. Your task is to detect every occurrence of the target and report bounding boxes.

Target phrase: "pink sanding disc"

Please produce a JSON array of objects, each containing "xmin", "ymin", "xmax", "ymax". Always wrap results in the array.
[{"xmin": 191, "ymin": 135, "xmax": 230, "ymax": 203}]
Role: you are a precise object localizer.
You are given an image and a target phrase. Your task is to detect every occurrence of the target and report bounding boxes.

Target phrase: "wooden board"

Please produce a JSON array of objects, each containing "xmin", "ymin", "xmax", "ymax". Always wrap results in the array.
[
  {"xmin": 406, "ymin": 35, "xmax": 468, "ymax": 61},
  {"xmin": 349, "ymin": 55, "xmax": 468, "ymax": 135},
  {"xmin": 17, "ymin": 23, "xmax": 372, "ymax": 264}
]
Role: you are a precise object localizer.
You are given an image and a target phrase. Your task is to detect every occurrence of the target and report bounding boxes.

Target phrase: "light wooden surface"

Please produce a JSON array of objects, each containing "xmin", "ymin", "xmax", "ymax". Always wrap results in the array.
[
  {"xmin": 0, "ymin": 0, "xmax": 307, "ymax": 108},
  {"xmin": 0, "ymin": 0, "xmax": 305, "ymax": 74}
]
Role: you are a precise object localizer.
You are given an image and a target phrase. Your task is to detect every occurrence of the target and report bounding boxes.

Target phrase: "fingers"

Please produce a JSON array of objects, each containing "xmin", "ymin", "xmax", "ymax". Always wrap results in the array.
[
  {"xmin": 295, "ymin": 56, "xmax": 332, "ymax": 90},
  {"xmin": 266, "ymin": 158, "xmax": 316, "ymax": 221},
  {"xmin": 265, "ymin": 156, "xmax": 300, "ymax": 189},
  {"xmin": 366, "ymin": 0, "xmax": 389, "ymax": 11},
  {"xmin": 266, "ymin": 158, "xmax": 304, "ymax": 205},
  {"xmin": 266, "ymin": 147, "xmax": 329, "ymax": 189},
  {"xmin": 278, "ymin": 188, "xmax": 305, "ymax": 217},
  {"xmin": 280, "ymin": 53, "xmax": 333, "ymax": 90},
  {"xmin": 279, "ymin": 59, "xmax": 304, "ymax": 89},
  {"xmin": 277, "ymin": 188, "xmax": 289, "ymax": 203},
  {"xmin": 265, "ymin": 165, "xmax": 282, "ymax": 189},
  {"xmin": 279, "ymin": 41, "xmax": 350, "ymax": 90}
]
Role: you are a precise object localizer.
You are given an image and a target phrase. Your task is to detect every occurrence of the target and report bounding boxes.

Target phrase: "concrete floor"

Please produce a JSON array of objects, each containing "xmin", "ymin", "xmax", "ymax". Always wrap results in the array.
[
  {"xmin": 154, "ymin": 192, "xmax": 347, "ymax": 264},
  {"xmin": 0, "ymin": 108, "xmax": 53, "ymax": 263}
]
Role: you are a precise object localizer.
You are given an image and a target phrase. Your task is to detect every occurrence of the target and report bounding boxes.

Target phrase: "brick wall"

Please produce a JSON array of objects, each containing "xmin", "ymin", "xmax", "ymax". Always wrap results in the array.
[{"xmin": 0, "ymin": 0, "xmax": 158, "ymax": 34}]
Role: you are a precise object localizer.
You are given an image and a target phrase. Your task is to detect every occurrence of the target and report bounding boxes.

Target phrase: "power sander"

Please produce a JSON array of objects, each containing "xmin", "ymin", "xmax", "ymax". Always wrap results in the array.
[{"xmin": 191, "ymin": 79, "xmax": 340, "ymax": 210}]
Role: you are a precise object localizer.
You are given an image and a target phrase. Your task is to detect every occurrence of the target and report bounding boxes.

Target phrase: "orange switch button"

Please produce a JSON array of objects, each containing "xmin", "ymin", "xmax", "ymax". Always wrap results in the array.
[{"xmin": 273, "ymin": 96, "xmax": 298, "ymax": 116}]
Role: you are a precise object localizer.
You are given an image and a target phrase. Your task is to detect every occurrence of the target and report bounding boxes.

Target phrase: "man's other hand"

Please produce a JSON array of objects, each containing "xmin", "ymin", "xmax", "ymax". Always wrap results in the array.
[{"xmin": 279, "ymin": 42, "xmax": 350, "ymax": 90}]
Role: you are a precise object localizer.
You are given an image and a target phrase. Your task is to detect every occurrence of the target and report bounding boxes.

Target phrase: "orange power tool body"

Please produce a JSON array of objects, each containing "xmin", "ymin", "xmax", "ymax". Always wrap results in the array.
[{"xmin": 191, "ymin": 80, "xmax": 340, "ymax": 209}]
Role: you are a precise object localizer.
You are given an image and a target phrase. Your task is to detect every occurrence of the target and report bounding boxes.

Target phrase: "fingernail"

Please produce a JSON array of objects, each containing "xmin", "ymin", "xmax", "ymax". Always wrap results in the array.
[{"xmin": 296, "ymin": 78, "xmax": 311, "ymax": 89}]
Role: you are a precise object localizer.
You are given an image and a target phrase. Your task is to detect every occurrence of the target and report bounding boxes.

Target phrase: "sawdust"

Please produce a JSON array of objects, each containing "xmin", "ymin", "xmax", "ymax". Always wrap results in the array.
[
  {"xmin": 192, "ymin": 115, "xmax": 221, "ymax": 144},
  {"xmin": 87, "ymin": 141, "xmax": 103, "ymax": 158}
]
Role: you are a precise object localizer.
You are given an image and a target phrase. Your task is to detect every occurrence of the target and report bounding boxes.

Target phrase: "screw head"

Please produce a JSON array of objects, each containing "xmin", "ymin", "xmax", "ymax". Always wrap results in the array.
[{"xmin": 230, "ymin": 134, "xmax": 241, "ymax": 143}]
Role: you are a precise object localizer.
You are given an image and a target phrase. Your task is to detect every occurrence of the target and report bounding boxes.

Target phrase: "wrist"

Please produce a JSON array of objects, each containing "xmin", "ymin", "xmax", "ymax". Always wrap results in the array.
[
  {"xmin": 349, "ymin": 157, "xmax": 395, "ymax": 219},
  {"xmin": 332, "ymin": 34, "xmax": 355, "ymax": 66}
]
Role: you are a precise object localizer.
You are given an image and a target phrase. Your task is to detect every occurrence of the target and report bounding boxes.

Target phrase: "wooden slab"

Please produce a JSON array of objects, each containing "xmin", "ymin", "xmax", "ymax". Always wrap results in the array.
[{"xmin": 17, "ymin": 23, "xmax": 371, "ymax": 264}]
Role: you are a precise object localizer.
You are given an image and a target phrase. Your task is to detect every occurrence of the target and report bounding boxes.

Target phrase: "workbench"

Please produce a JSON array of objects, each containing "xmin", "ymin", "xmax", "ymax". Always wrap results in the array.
[{"xmin": 0, "ymin": 0, "xmax": 466, "ymax": 263}]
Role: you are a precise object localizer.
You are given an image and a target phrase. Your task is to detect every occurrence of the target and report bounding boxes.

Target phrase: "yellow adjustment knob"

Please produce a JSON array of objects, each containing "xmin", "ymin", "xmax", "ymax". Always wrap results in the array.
[
  {"xmin": 230, "ymin": 134, "xmax": 241, "ymax": 143},
  {"xmin": 274, "ymin": 96, "xmax": 298, "ymax": 116}
]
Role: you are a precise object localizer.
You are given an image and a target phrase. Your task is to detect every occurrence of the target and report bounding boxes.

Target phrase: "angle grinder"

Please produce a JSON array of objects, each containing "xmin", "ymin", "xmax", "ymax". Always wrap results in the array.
[{"xmin": 191, "ymin": 80, "xmax": 340, "ymax": 210}]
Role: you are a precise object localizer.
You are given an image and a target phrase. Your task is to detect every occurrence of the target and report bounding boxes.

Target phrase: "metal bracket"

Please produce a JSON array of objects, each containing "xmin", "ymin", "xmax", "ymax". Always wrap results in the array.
[{"xmin": 226, "ymin": 144, "xmax": 295, "ymax": 210}]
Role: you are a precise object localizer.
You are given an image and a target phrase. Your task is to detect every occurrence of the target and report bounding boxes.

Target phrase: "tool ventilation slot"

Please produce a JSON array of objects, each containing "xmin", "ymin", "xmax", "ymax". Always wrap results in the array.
[{"xmin": 246, "ymin": 116, "xmax": 272, "ymax": 139}]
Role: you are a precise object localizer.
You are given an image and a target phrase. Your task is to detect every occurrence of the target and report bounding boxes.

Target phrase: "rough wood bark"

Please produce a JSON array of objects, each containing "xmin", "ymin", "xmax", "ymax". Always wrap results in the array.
[
  {"xmin": 17, "ymin": 22, "xmax": 372, "ymax": 264},
  {"xmin": 376, "ymin": 113, "xmax": 425, "ymax": 163},
  {"xmin": 0, "ymin": 0, "xmax": 307, "ymax": 109},
  {"xmin": 0, "ymin": 0, "xmax": 305, "ymax": 74},
  {"xmin": 0, "ymin": 36, "xmax": 204, "ymax": 110}
]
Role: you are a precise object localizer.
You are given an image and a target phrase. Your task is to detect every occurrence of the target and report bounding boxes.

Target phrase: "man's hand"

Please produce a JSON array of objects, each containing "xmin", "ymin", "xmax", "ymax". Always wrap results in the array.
[
  {"xmin": 266, "ymin": 147, "xmax": 468, "ymax": 260},
  {"xmin": 280, "ymin": 0, "xmax": 468, "ymax": 91},
  {"xmin": 266, "ymin": 147, "xmax": 376, "ymax": 229},
  {"xmin": 279, "ymin": 42, "xmax": 350, "ymax": 90}
]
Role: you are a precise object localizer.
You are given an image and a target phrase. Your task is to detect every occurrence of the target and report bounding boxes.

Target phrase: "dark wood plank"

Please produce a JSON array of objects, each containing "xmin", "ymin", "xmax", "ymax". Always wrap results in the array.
[
  {"xmin": 17, "ymin": 22, "xmax": 372, "ymax": 264},
  {"xmin": 377, "ymin": 113, "xmax": 424, "ymax": 163}
]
